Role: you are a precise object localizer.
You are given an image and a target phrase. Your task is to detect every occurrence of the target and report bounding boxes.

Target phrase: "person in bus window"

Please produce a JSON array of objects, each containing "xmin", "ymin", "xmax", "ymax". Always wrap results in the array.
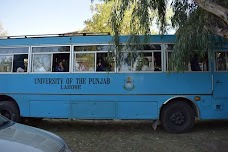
[
  {"xmin": 190, "ymin": 54, "xmax": 201, "ymax": 71},
  {"xmin": 17, "ymin": 67, "xmax": 25, "ymax": 72},
  {"xmin": 141, "ymin": 58, "xmax": 150, "ymax": 71},
  {"xmin": 62, "ymin": 59, "xmax": 69, "ymax": 72},
  {"xmin": 96, "ymin": 59, "xmax": 104, "ymax": 71},
  {"xmin": 16, "ymin": 61, "xmax": 27, "ymax": 72},
  {"xmin": 77, "ymin": 61, "xmax": 87, "ymax": 71},
  {"xmin": 55, "ymin": 61, "xmax": 65, "ymax": 72},
  {"xmin": 217, "ymin": 53, "xmax": 226, "ymax": 71}
]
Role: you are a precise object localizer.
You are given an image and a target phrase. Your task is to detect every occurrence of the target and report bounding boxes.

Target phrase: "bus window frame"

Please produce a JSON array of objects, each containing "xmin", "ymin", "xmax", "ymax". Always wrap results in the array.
[
  {"xmin": 0, "ymin": 54, "xmax": 13, "ymax": 73},
  {"xmin": 31, "ymin": 45, "xmax": 71, "ymax": 73},
  {"xmin": 165, "ymin": 46, "xmax": 210, "ymax": 72},
  {"xmin": 0, "ymin": 46, "xmax": 29, "ymax": 74},
  {"xmin": 73, "ymin": 44, "xmax": 116, "ymax": 73},
  {"xmin": 73, "ymin": 51, "xmax": 96, "ymax": 73},
  {"xmin": 214, "ymin": 51, "xmax": 228, "ymax": 72},
  {"xmin": 117, "ymin": 43, "xmax": 163, "ymax": 73}
]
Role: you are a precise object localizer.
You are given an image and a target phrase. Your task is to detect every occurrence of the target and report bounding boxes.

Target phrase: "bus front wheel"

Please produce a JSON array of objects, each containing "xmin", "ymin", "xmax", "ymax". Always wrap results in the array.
[
  {"xmin": 0, "ymin": 101, "xmax": 20, "ymax": 122},
  {"xmin": 161, "ymin": 101, "xmax": 195, "ymax": 134}
]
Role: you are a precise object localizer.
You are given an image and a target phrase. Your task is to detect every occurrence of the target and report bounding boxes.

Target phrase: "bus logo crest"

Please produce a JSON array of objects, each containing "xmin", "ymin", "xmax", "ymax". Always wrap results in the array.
[{"xmin": 124, "ymin": 77, "xmax": 135, "ymax": 91}]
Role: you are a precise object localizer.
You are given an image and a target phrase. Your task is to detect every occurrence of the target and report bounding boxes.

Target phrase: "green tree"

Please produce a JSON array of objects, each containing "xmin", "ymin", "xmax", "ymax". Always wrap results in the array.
[
  {"xmin": 84, "ymin": 0, "xmax": 173, "ymax": 34},
  {"xmin": 104, "ymin": 0, "xmax": 228, "ymax": 70},
  {"xmin": 83, "ymin": 2, "xmax": 114, "ymax": 34}
]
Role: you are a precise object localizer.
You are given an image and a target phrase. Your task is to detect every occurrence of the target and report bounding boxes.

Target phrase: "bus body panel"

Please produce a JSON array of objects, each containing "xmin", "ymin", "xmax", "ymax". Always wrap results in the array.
[
  {"xmin": 0, "ymin": 73, "xmax": 212, "ymax": 95},
  {"xmin": 213, "ymin": 72, "xmax": 228, "ymax": 98},
  {"xmin": 7, "ymin": 93, "xmax": 228, "ymax": 119}
]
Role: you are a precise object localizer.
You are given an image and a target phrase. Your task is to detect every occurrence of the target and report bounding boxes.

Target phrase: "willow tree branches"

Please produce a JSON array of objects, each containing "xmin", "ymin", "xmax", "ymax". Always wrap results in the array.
[{"xmin": 95, "ymin": 0, "xmax": 228, "ymax": 70}]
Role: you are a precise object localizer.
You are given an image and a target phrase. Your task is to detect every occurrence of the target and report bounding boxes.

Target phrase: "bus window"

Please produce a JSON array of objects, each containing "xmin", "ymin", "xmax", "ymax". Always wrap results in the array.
[
  {"xmin": 119, "ymin": 45, "xmax": 162, "ymax": 72},
  {"xmin": 189, "ymin": 53, "xmax": 209, "ymax": 71},
  {"xmin": 199, "ymin": 53, "xmax": 209, "ymax": 71},
  {"xmin": 13, "ymin": 54, "xmax": 28, "ymax": 72},
  {"xmin": 119, "ymin": 52, "xmax": 131, "ymax": 71},
  {"xmin": 143, "ymin": 44, "xmax": 161, "ymax": 50},
  {"xmin": 32, "ymin": 54, "xmax": 52, "ymax": 72},
  {"xmin": 0, "ymin": 55, "xmax": 13, "ymax": 72},
  {"xmin": 0, "ymin": 47, "xmax": 29, "ymax": 73},
  {"xmin": 32, "ymin": 46, "xmax": 70, "ymax": 72},
  {"xmin": 167, "ymin": 51, "xmax": 209, "ymax": 72},
  {"xmin": 74, "ymin": 45, "xmax": 114, "ymax": 72},
  {"xmin": 52, "ymin": 53, "xmax": 69, "ymax": 72},
  {"xmin": 132, "ymin": 52, "xmax": 153, "ymax": 71},
  {"xmin": 74, "ymin": 53, "xmax": 95, "ymax": 72},
  {"xmin": 96, "ymin": 52, "xmax": 114, "ymax": 72},
  {"xmin": 216, "ymin": 52, "xmax": 227, "ymax": 71},
  {"xmin": 154, "ymin": 52, "xmax": 162, "ymax": 71}
]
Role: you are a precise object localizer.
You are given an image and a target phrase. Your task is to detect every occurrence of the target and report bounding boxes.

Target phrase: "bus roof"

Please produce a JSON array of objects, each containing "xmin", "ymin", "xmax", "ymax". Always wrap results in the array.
[{"xmin": 0, "ymin": 34, "xmax": 176, "ymax": 46}]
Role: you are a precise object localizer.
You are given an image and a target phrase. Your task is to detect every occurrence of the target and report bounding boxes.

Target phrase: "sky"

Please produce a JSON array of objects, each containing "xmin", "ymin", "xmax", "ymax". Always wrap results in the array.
[{"xmin": 0, "ymin": 0, "xmax": 98, "ymax": 36}]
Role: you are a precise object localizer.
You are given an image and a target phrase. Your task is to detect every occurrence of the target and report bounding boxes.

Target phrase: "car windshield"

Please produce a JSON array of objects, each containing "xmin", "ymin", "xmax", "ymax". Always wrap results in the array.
[{"xmin": 0, "ymin": 115, "xmax": 10, "ymax": 127}]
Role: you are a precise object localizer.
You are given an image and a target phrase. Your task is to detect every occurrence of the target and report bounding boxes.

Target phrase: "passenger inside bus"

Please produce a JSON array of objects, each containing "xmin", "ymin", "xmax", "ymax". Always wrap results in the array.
[
  {"xmin": 55, "ymin": 61, "xmax": 65, "ymax": 72},
  {"xmin": 13, "ymin": 55, "xmax": 28, "ymax": 72},
  {"xmin": 96, "ymin": 55, "xmax": 112, "ymax": 72},
  {"xmin": 141, "ymin": 58, "xmax": 150, "ymax": 71},
  {"xmin": 77, "ymin": 61, "xmax": 87, "ymax": 71},
  {"xmin": 217, "ymin": 53, "xmax": 226, "ymax": 71},
  {"xmin": 96, "ymin": 58, "xmax": 104, "ymax": 71},
  {"xmin": 190, "ymin": 54, "xmax": 201, "ymax": 71},
  {"xmin": 52, "ymin": 53, "xmax": 69, "ymax": 72},
  {"xmin": 16, "ymin": 61, "xmax": 27, "ymax": 72},
  {"xmin": 16, "ymin": 67, "xmax": 25, "ymax": 72}
]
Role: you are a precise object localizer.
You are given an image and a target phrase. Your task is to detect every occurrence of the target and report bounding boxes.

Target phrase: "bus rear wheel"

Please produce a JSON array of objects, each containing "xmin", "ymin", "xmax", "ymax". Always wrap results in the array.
[
  {"xmin": 0, "ymin": 101, "xmax": 20, "ymax": 122},
  {"xmin": 161, "ymin": 101, "xmax": 195, "ymax": 134}
]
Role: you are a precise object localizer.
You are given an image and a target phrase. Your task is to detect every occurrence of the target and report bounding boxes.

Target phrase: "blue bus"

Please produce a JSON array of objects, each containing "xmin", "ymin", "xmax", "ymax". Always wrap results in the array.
[{"xmin": 0, "ymin": 34, "xmax": 227, "ymax": 133}]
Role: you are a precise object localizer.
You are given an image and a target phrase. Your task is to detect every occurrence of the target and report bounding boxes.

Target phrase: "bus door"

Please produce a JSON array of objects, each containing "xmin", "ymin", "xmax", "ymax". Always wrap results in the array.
[{"xmin": 213, "ymin": 51, "xmax": 228, "ymax": 98}]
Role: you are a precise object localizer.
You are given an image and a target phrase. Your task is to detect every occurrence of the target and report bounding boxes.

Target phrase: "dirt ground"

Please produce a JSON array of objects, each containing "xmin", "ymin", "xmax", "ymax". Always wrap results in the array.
[{"xmin": 25, "ymin": 119, "xmax": 228, "ymax": 152}]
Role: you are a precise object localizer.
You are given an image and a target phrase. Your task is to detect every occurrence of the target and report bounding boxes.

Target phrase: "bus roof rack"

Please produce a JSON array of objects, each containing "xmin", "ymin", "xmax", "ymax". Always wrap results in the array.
[
  {"xmin": 63, "ymin": 32, "xmax": 110, "ymax": 36},
  {"xmin": 0, "ymin": 32, "xmax": 111, "ymax": 39}
]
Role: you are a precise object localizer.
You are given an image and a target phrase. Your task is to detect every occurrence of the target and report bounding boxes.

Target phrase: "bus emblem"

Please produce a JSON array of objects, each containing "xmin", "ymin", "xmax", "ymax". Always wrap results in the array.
[{"xmin": 124, "ymin": 77, "xmax": 135, "ymax": 91}]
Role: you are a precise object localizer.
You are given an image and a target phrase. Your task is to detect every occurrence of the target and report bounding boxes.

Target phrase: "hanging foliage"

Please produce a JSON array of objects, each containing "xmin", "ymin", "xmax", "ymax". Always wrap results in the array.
[{"xmin": 102, "ymin": 0, "xmax": 228, "ymax": 70}]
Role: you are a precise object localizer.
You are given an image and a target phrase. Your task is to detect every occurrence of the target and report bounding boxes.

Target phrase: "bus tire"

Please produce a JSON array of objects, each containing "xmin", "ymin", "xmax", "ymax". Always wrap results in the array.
[
  {"xmin": 0, "ymin": 101, "xmax": 20, "ymax": 122},
  {"xmin": 161, "ymin": 101, "xmax": 195, "ymax": 134}
]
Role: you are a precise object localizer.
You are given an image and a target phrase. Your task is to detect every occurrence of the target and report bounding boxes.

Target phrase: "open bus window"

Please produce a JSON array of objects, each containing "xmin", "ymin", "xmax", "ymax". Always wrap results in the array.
[
  {"xmin": 96, "ymin": 53, "xmax": 115, "ymax": 72},
  {"xmin": 13, "ymin": 54, "xmax": 28, "ymax": 72},
  {"xmin": 0, "ymin": 55, "xmax": 13, "ymax": 72},
  {"xmin": 52, "ymin": 53, "xmax": 70, "ymax": 72},
  {"xmin": 132, "ymin": 52, "xmax": 153, "ymax": 71},
  {"xmin": 154, "ymin": 52, "xmax": 162, "ymax": 71},
  {"xmin": 216, "ymin": 52, "xmax": 228, "ymax": 71},
  {"xmin": 74, "ymin": 53, "xmax": 95, "ymax": 72},
  {"xmin": 189, "ymin": 53, "xmax": 209, "ymax": 71}
]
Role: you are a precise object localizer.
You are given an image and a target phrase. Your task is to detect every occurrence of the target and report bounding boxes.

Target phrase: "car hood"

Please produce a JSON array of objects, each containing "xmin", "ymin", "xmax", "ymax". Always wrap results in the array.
[{"xmin": 0, "ymin": 122, "xmax": 65, "ymax": 152}]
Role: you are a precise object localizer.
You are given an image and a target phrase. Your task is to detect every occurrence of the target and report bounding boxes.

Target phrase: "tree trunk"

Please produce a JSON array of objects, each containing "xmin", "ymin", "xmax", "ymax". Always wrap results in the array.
[
  {"xmin": 194, "ymin": 0, "xmax": 228, "ymax": 24},
  {"xmin": 194, "ymin": 0, "xmax": 228, "ymax": 38}
]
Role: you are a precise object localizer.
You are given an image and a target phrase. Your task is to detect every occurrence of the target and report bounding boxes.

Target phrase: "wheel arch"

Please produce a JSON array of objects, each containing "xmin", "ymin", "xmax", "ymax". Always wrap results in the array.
[
  {"xmin": 0, "ymin": 94, "xmax": 20, "ymax": 115},
  {"xmin": 160, "ymin": 96, "xmax": 200, "ymax": 119}
]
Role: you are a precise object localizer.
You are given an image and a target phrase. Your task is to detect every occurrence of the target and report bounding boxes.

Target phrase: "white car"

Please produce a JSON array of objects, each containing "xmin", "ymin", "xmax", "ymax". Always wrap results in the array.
[{"xmin": 0, "ymin": 115, "xmax": 71, "ymax": 152}]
